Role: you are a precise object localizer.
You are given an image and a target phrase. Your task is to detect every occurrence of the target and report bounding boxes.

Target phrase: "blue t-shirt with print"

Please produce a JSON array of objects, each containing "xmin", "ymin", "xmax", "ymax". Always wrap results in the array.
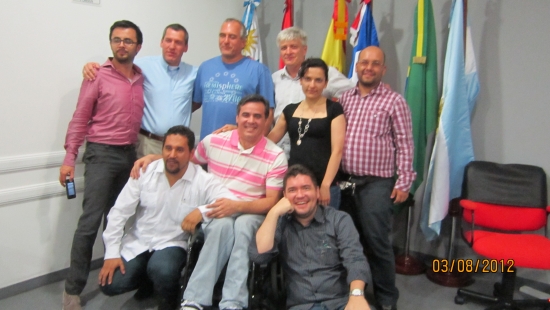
[{"xmin": 193, "ymin": 56, "xmax": 274, "ymax": 139}]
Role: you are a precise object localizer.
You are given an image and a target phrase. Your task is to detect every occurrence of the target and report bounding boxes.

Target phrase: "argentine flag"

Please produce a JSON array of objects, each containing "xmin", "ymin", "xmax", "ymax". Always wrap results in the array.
[
  {"xmin": 420, "ymin": 0, "xmax": 480, "ymax": 240},
  {"xmin": 242, "ymin": 0, "xmax": 263, "ymax": 62}
]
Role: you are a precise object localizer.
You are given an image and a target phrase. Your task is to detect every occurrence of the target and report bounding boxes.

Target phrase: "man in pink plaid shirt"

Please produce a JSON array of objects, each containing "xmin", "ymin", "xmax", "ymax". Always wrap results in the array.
[{"xmin": 339, "ymin": 46, "xmax": 416, "ymax": 310}]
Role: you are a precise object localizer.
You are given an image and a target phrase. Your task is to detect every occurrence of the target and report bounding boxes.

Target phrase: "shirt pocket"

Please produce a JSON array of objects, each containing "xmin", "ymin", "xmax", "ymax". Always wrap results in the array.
[
  {"xmin": 364, "ymin": 109, "xmax": 391, "ymax": 137},
  {"xmin": 167, "ymin": 198, "xmax": 193, "ymax": 225},
  {"xmin": 316, "ymin": 236, "xmax": 340, "ymax": 266}
]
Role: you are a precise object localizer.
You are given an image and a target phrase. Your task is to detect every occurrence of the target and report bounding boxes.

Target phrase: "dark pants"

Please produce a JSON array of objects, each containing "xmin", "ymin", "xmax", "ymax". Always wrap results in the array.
[
  {"xmin": 308, "ymin": 303, "xmax": 345, "ymax": 310},
  {"xmin": 65, "ymin": 142, "xmax": 136, "ymax": 295},
  {"xmin": 100, "ymin": 247, "xmax": 187, "ymax": 309},
  {"xmin": 352, "ymin": 176, "xmax": 399, "ymax": 307}
]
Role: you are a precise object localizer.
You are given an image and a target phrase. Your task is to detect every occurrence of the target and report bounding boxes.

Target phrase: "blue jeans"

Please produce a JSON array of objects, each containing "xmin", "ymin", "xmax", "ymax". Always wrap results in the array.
[
  {"xmin": 329, "ymin": 185, "xmax": 342, "ymax": 209},
  {"xmin": 183, "ymin": 214, "xmax": 264, "ymax": 309},
  {"xmin": 353, "ymin": 176, "xmax": 399, "ymax": 307},
  {"xmin": 100, "ymin": 247, "xmax": 186, "ymax": 307},
  {"xmin": 65, "ymin": 142, "xmax": 136, "ymax": 295}
]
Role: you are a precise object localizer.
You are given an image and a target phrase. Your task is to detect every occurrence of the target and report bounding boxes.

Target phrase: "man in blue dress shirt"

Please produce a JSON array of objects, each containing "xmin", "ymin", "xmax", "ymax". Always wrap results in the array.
[{"xmin": 83, "ymin": 24, "xmax": 198, "ymax": 157}]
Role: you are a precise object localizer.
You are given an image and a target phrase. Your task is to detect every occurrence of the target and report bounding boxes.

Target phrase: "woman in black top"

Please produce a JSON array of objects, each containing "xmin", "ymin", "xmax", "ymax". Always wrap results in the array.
[{"xmin": 268, "ymin": 58, "xmax": 346, "ymax": 208}]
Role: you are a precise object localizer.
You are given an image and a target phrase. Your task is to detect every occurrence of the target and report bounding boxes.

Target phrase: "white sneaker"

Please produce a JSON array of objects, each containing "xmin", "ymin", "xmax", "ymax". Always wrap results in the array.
[
  {"xmin": 180, "ymin": 300, "xmax": 203, "ymax": 310},
  {"xmin": 62, "ymin": 291, "xmax": 82, "ymax": 310}
]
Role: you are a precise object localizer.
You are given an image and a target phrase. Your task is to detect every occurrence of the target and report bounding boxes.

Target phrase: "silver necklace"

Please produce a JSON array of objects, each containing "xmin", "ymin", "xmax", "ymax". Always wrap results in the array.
[{"xmin": 297, "ymin": 104, "xmax": 319, "ymax": 146}]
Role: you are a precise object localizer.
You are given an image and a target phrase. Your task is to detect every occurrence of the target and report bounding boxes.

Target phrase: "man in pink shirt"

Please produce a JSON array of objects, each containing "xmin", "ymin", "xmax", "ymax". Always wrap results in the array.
[{"xmin": 59, "ymin": 20, "xmax": 145, "ymax": 310}]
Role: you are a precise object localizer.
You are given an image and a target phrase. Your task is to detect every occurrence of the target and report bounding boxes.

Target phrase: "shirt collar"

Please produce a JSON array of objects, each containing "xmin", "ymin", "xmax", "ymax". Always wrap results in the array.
[
  {"xmin": 159, "ymin": 56, "xmax": 180, "ymax": 72},
  {"xmin": 103, "ymin": 57, "xmax": 143, "ymax": 75},
  {"xmin": 312, "ymin": 205, "xmax": 326, "ymax": 224},
  {"xmin": 290, "ymin": 205, "xmax": 325, "ymax": 227},
  {"xmin": 154, "ymin": 158, "xmax": 197, "ymax": 183},
  {"xmin": 229, "ymin": 130, "xmax": 267, "ymax": 155},
  {"xmin": 280, "ymin": 66, "xmax": 299, "ymax": 81},
  {"xmin": 351, "ymin": 81, "xmax": 386, "ymax": 98}
]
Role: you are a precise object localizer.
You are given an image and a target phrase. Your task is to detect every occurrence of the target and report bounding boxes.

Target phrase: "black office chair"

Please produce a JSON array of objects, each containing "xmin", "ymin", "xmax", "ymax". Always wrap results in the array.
[{"xmin": 454, "ymin": 161, "xmax": 550, "ymax": 309}]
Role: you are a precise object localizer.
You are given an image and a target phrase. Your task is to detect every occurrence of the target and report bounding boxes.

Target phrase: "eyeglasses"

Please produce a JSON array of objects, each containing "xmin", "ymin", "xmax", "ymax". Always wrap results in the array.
[{"xmin": 110, "ymin": 38, "xmax": 137, "ymax": 46}]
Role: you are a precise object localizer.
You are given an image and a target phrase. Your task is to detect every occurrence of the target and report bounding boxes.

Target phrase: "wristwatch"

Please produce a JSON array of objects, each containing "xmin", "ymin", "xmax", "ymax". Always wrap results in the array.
[{"xmin": 349, "ymin": 289, "xmax": 364, "ymax": 296}]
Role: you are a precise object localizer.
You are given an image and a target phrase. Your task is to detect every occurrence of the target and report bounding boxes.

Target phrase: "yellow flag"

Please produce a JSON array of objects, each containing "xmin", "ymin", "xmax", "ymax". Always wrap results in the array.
[{"xmin": 321, "ymin": 0, "xmax": 348, "ymax": 73}]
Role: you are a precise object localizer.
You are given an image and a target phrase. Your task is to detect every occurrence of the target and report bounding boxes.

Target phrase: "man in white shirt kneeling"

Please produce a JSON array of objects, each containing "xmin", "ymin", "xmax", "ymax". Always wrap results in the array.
[{"xmin": 98, "ymin": 125, "xmax": 234, "ymax": 310}]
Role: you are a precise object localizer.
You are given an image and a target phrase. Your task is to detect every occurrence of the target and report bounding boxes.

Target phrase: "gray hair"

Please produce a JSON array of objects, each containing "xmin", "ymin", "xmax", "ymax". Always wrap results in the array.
[
  {"xmin": 276, "ymin": 27, "xmax": 307, "ymax": 47},
  {"xmin": 223, "ymin": 18, "xmax": 247, "ymax": 39}
]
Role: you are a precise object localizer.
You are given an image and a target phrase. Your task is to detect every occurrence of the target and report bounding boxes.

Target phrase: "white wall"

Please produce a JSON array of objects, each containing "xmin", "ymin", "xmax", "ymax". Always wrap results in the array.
[
  {"xmin": 258, "ymin": 0, "xmax": 550, "ymax": 256},
  {"xmin": 0, "ymin": 0, "xmax": 243, "ymax": 290},
  {"xmin": 2, "ymin": 0, "xmax": 550, "ymax": 291}
]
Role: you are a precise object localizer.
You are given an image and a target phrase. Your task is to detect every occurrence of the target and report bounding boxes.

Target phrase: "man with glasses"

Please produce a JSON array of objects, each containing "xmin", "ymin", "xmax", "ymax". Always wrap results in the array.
[
  {"xmin": 339, "ymin": 46, "xmax": 416, "ymax": 310},
  {"xmin": 59, "ymin": 20, "xmax": 144, "ymax": 310},
  {"xmin": 83, "ymin": 24, "xmax": 197, "ymax": 157}
]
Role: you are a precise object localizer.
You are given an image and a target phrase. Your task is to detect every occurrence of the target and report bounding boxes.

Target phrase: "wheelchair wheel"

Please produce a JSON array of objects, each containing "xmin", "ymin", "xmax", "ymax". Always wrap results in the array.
[{"xmin": 270, "ymin": 258, "xmax": 285, "ymax": 301}]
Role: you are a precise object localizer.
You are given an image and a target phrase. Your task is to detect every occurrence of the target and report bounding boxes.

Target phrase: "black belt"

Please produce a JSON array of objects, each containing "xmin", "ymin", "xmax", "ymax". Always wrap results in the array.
[
  {"xmin": 86, "ymin": 142, "xmax": 134, "ymax": 150},
  {"xmin": 139, "ymin": 128, "xmax": 163, "ymax": 142}
]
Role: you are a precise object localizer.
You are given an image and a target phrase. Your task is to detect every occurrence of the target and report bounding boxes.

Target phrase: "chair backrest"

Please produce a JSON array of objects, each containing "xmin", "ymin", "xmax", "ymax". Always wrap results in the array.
[
  {"xmin": 463, "ymin": 161, "xmax": 547, "ymax": 207},
  {"xmin": 461, "ymin": 161, "xmax": 548, "ymax": 231}
]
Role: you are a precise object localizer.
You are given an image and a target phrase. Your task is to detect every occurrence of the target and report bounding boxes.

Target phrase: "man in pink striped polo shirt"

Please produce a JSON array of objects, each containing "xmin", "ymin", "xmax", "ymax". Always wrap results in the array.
[
  {"xmin": 131, "ymin": 94, "xmax": 287, "ymax": 310},
  {"xmin": 181, "ymin": 94, "xmax": 287, "ymax": 310}
]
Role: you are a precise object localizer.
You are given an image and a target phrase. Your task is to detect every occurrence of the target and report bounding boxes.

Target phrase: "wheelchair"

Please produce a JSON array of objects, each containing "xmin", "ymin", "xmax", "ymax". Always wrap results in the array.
[{"xmin": 180, "ymin": 226, "xmax": 286, "ymax": 310}]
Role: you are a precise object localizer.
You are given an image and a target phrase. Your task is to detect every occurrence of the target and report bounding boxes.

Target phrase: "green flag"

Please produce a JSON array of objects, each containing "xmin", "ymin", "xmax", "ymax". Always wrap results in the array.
[{"xmin": 404, "ymin": 0, "xmax": 438, "ymax": 195}]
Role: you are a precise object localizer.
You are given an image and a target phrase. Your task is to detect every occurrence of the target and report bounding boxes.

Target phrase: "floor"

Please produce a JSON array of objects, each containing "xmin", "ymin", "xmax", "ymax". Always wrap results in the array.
[{"xmin": 1, "ymin": 265, "xmax": 549, "ymax": 310}]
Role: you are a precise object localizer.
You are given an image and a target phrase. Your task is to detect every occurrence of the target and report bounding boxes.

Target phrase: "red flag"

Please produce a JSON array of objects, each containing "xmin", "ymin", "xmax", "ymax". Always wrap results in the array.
[{"xmin": 279, "ymin": 0, "xmax": 294, "ymax": 69}]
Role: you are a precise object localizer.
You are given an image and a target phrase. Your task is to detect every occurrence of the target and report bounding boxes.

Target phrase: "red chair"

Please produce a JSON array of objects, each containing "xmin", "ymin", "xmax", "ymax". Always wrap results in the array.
[{"xmin": 454, "ymin": 161, "xmax": 550, "ymax": 309}]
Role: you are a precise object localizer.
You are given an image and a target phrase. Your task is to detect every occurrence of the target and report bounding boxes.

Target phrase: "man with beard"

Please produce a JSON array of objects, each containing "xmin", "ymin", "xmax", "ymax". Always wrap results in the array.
[
  {"xmin": 82, "ymin": 24, "xmax": 198, "ymax": 157},
  {"xmin": 339, "ymin": 46, "xmax": 415, "ymax": 310},
  {"xmin": 98, "ymin": 126, "xmax": 234, "ymax": 310},
  {"xmin": 60, "ymin": 20, "xmax": 145, "ymax": 310},
  {"xmin": 133, "ymin": 95, "xmax": 287, "ymax": 310},
  {"xmin": 250, "ymin": 164, "xmax": 370, "ymax": 310}
]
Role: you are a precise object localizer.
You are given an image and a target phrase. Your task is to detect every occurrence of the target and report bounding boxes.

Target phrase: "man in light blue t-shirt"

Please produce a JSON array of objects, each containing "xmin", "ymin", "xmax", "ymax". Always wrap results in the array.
[
  {"xmin": 192, "ymin": 18, "xmax": 275, "ymax": 140},
  {"xmin": 84, "ymin": 24, "xmax": 198, "ymax": 157}
]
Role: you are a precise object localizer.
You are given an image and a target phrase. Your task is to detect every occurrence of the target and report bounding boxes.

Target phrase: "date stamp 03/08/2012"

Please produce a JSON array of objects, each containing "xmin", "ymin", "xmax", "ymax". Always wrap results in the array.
[{"xmin": 431, "ymin": 259, "xmax": 515, "ymax": 273}]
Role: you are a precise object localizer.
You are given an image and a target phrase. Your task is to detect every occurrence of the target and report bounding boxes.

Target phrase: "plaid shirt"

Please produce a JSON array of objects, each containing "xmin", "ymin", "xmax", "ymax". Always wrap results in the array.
[{"xmin": 340, "ymin": 83, "xmax": 416, "ymax": 191}]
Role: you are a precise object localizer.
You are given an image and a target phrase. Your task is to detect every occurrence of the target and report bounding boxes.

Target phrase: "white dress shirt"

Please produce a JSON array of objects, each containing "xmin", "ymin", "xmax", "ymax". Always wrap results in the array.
[
  {"xmin": 103, "ymin": 160, "xmax": 235, "ymax": 261},
  {"xmin": 272, "ymin": 66, "xmax": 355, "ymax": 157}
]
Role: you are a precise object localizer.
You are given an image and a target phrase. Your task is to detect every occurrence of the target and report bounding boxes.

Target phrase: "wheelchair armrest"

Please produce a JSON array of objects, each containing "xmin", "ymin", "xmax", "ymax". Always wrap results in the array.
[{"xmin": 189, "ymin": 223, "xmax": 205, "ymax": 245}]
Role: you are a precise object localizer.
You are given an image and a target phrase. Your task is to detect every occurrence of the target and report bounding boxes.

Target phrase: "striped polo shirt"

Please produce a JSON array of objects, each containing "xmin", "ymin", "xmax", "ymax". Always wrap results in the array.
[{"xmin": 195, "ymin": 130, "xmax": 288, "ymax": 201}]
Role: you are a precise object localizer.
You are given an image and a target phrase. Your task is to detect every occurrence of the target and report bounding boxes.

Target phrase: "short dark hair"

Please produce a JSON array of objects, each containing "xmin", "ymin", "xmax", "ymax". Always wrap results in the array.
[
  {"xmin": 283, "ymin": 164, "xmax": 318, "ymax": 191},
  {"xmin": 236, "ymin": 94, "xmax": 270, "ymax": 119},
  {"xmin": 298, "ymin": 58, "xmax": 329, "ymax": 82},
  {"xmin": 223, "ymin": 18, "xmax": 247, "ymax": 38},
  {"xmin": 109, "ymin": 20, "xmax": 143, "ymax": 45},
  {"xmin": 162, "ymin": 23, "xmax": 189, "ymax": 45},
  {"xmin": 162, "ymin": 125, "xmax": 195, "ymax": 150}
]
